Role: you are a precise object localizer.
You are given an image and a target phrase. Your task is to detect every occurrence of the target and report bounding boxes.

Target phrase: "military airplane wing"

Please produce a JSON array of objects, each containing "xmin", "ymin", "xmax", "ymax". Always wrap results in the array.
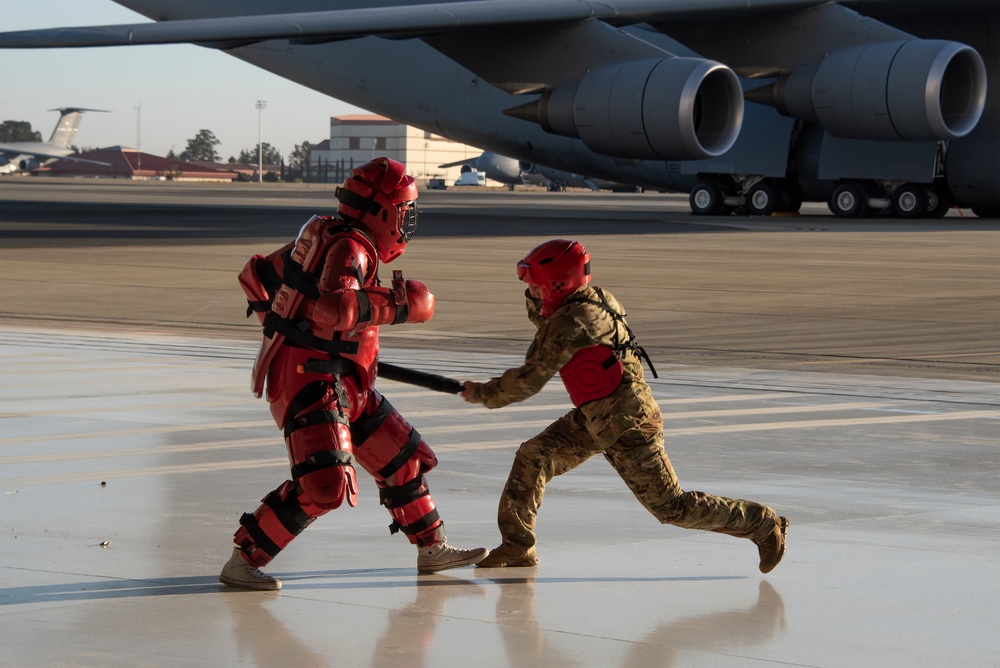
[{"xmin": 1, "ymin": 1, "xmax": 995, "ymax": 216}]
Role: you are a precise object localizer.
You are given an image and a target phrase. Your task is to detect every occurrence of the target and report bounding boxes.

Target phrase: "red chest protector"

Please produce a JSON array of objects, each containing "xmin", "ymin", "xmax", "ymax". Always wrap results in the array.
[
  {"xmin": 560, "ymin": 345, "xmax": 625, "ymax": 407},
  {"xmin": 239, "ymin": 215, "xmax": 379, "ymax": 399}
]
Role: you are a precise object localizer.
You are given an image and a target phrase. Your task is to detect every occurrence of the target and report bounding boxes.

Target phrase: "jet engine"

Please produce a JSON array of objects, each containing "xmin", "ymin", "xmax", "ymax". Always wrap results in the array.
[
  {"xmin": 475, "ymin": 152, "xmax": 532, "ymax": 184},
  {"xmin": 506, "ymin": 57, "xmax": 743, "ymax": 161},
  {"xmin": 18, "ymin": 158, "xmax": 40, "ymax": 171},
  {"xmin": 762, "ymin": 40, "xmax": 987, "ymax": 142}
]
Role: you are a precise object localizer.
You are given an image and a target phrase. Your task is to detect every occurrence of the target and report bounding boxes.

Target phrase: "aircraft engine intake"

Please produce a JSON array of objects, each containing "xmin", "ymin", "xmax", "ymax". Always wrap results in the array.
[
  {"xmin": 18, "ymin": 158, "xmax": 40, "ymax": 171},
  {"xmin": 506, "ymin": 58, "xmax": 743, "ymax": 161},
  {"xmin": 774, "ymin": 40, "xmax": 987, "ymax": 141}
]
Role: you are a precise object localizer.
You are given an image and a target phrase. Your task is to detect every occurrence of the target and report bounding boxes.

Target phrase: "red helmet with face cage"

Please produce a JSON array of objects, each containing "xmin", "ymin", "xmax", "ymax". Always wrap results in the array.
[
  {"xmin": 336, "ymin": 157, "xmax": 418, "ymax": 263},
  {"xmin": 516, "ymin": 239, "xmax": 592, "ymax": 316}
]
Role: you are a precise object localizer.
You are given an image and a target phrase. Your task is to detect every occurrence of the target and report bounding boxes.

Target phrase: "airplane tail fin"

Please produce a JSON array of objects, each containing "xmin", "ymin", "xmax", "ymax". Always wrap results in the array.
[{"xmin": 46, "ymin": 107, "xmax": 109, "ymax": 148}]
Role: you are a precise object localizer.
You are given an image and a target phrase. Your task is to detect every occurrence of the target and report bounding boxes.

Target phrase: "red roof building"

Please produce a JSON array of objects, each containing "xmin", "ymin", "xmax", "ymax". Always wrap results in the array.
[{"xmin": 41, "ymin": 147, "xmax": 238, "ymax": 181}]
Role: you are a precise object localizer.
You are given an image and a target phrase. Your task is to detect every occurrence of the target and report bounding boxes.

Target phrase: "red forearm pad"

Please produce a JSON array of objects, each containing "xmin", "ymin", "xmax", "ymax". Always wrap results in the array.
[{"xmin": 312, "ymin": 281, "xmax": 434, "ymax": 331}]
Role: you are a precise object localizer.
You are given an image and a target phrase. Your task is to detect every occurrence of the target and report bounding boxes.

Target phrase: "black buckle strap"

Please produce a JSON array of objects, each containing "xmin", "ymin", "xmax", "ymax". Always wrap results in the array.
[{"xmin": 290, "ymin": 449, "xmax": 355, "ymax": 480}]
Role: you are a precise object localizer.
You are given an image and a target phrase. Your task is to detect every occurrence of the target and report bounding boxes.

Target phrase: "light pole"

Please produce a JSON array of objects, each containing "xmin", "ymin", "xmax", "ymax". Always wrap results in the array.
[{"xmin": 256, "ymin": 100, "xmax": 267, "ymax": 183}]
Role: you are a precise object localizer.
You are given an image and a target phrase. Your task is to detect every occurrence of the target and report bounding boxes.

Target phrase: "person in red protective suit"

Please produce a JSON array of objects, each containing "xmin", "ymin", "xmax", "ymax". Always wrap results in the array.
[{"xmin": 220, "ymin": 157, "xmax": 488, "ymax": 590}]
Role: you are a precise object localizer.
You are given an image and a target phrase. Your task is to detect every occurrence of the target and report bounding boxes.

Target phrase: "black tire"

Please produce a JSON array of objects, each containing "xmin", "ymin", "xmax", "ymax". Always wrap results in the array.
[
  {"xmin": 892, "ymin": 184, "xmax": 929, "ymax": 219},
  {"xmin": 925, "ymin": 183, "xmax": 954, "ymax": 218},
  {"xmin": 747, "ymin": 182, "xmax": 778, "ymax": 216},
  {"xmin": 690, "ymin": 180, "xmax": 726, "ymax": 215},
  {"xmin": 828, "ymin": 182, "xmax": 868, "ymax": 218}
]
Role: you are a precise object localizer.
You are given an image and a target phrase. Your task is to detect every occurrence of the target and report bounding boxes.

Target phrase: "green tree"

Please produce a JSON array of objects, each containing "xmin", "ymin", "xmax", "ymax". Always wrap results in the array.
[
  {"xmin": 179, "ymin": 129, "xmax": 221, "ymax": 163},
  {"xmin": 0, "ymin": 120, "xmax": 42, "ymax": 143},
  {"xmin": 238, "ymin": 142, "xmax": 282, "ymax": 165},
  {"xmin": 289, "ymin": 141, "xmax": 312, "ymax": 169}
]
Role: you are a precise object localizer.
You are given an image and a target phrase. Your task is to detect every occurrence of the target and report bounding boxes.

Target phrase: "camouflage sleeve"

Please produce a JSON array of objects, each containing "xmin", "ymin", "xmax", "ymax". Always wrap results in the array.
[{"xmin": 470, "ymin": 309, "xmax": 591, "ymax": 409}]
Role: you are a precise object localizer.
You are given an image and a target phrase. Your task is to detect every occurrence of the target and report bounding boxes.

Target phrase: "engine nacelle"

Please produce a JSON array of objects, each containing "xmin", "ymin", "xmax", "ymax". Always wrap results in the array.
[
  {"xmin": 18, "ymin": 158, "xmax": 40, "ymax": 171},
  {"xmin": 506, "ymin": 57, "xmax": 743, "ymax": 161},
  {"xmin": 475, "ymin": 152, "xmax": 529, "ymax": 183},
  {"xmin": 774, "ymin": 40, "xmax": 986, "ymax": 141}
]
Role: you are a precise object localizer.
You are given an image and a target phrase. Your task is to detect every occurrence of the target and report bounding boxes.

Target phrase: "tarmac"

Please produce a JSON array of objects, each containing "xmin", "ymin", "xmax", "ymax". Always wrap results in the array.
[{"xmin": 1, "ymin": 180, "xmax": 998, "ymax": 667}]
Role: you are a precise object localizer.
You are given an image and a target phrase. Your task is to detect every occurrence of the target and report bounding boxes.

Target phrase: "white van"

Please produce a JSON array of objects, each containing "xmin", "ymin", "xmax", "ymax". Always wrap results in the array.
[{"xmin": 454, "ymin": 171, "xmax": 486, "ymax": 186}]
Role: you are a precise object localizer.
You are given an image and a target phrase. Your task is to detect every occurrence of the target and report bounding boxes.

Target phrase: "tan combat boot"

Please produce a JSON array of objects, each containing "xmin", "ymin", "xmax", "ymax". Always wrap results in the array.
[
  {"xmin": 475, "ymin": 542, "xmax": 539, "ymax": 568},
  {"xmin": 754, "ymin": 516, "xmax": 789, "ymax": 574}
]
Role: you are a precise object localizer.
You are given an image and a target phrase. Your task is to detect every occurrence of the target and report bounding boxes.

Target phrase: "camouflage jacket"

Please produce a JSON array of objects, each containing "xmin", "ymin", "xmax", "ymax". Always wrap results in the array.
[{"xmin": 469, "ymin": 284, "xmax": 662, "ymax": 447}]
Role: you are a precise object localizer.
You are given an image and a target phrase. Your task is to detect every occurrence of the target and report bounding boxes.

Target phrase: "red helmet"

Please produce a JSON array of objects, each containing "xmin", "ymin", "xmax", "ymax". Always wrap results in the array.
[
  {"xmin": 517, "ymin": 239, "xmax": 592, "ymax": 316},
  {"xmin": 336, "ymin": 157, "xmax": 418, "ymax": 263}
]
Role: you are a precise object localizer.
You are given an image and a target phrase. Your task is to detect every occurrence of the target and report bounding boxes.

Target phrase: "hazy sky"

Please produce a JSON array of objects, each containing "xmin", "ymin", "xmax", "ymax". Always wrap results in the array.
[{"xmin": 0, "ymin": 1, "xmax": 366, "ymax": 160}]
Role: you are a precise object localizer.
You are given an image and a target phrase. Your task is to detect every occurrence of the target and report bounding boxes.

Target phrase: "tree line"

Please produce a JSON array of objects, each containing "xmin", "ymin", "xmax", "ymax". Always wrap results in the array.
[{"xmin": 0, "ymin": 120, "xmax": 312, "ymax": 171}]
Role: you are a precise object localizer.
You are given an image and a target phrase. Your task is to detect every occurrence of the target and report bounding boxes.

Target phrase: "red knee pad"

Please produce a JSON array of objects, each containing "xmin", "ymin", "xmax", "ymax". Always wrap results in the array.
[{"xmin": 288, "ymin": 418, "xmax": 359, "ymax": 509}]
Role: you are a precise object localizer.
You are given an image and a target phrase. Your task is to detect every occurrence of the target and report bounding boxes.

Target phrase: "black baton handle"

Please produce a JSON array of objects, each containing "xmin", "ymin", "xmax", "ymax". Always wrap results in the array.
[{"xmin": 377, "ymin": 361, "xmax": 463, "ymax": 394}]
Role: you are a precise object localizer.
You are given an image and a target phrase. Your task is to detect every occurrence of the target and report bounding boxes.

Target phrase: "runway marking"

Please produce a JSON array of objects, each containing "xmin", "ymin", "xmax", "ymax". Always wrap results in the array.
[
  {"xmin": 1, "ymin": 405, "xmax": 994, "ymax": 448},
  {"xmin": 664, "ymin": 409, "xmax": 1000, "ymax": 435},
  {"xmin": 0, "ymin": 437, "xmax": 279, "ymax": 465},
  {"xmin": 0, "ymin": 420, "xmax": 276, "ymax": 445},
  {"xmin": 1, "ymin": 457, "xmax": 288, "ymax": 487}
]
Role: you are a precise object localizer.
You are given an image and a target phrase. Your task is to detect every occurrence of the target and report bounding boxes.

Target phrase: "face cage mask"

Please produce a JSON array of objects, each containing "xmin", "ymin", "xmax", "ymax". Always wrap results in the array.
[{"xmin": 398, "ymin": 201, "xmax": 417, "ymax": 242}]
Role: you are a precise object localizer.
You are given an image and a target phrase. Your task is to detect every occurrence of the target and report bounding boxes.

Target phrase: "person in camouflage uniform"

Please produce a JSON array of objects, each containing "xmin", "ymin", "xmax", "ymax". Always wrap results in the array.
[{"xmin": 461, "ymin": 239, "xmax": 788, "ymax": 572}]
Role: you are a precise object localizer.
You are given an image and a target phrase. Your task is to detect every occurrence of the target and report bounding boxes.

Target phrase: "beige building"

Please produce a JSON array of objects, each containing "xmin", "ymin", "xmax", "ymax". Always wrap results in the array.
[{"xmin": 309, "ymin": 114, "xmax": 488, "ymax": 186}]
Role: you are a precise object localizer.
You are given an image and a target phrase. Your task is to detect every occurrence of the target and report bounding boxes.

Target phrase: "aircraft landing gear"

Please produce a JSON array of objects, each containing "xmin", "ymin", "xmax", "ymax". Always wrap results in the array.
[
  {"xmin": 828, "ymin": 181, "xmax": 869, "ymax": 218},
  {"xmin": 690, "ymin": 179, "xmax": 735, "ymax": 215},
  {"xmin": 891, "ymin": 183, "xmax": 928, "ymax": 219}
]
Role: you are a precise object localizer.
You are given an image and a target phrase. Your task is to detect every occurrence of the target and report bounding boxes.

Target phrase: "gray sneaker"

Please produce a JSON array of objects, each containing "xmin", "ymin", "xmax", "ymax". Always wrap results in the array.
[
  {"xmin": 417, "ymin": 541, "xmax": 489, "ymax": 574},
  {"xmin": 219, "ymin": 547, "xmax": 281, "ymax": 590}
]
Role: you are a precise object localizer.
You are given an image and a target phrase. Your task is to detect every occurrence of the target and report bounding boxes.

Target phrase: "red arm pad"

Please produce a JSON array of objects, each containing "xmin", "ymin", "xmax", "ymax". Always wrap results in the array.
[{"xmin": 312, "ymin": 280, "xmax": 434, "ymax": 332}]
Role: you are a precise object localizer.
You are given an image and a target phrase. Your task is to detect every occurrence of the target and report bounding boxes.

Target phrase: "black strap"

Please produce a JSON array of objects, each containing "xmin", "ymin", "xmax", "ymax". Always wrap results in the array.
[
  {"xmin": 392, "ymin": 303, "xmax": 409, "ymax": 324},
  {"xmin": 290, "ymin": 449, "xmax": 355, "ymax": 480},
  {"xmin": 337, "ymin": 186, "xmax": 382, "ymax": 217},
  {"xmin": 376, "ymin": 428, "xmax": 422, "ymax": 480},
  {"xmin": 389, "ymin": 508, "xmax": 441, "ymax": 537},
  {"xmin": 378, "ymin": 476, "xmax": 430, "ymax": 509},
  {"xmin": 564, "ymin": 287, "xmax": 658, "ymax": 379},
  {"xmin": 298, "ymin": 357, "xmax": 356, "ymax": 376},
  {"xmin": 263, "ymin": 311, "xmax": 360, "ymax": 355},
  {"xmin": 281, "ymin": 259, "xmax": 321, "ymax": 301},
  {"xmin": 350, "ymin": 395, "xmax": 394, "ymax": 446},
  {"xmin": 284, "ymin": 408, "xmax": 350, "ymax": 438},
  {"xmin": 263, "ymin": 489, "xmax": 312, "ymax": 537},
  {"xmin": 239, "ymin": 512, "xmax": 281, "ymax": 558},
  {"xmin": 356, "ymin": 289, "xmax": 372, "ymax": 324}
]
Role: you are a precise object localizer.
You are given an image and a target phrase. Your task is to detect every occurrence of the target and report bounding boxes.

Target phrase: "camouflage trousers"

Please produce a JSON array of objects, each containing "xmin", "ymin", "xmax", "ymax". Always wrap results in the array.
[{"xmin": 495, "ymin": 410, "xmax": 776, "ymax": 551}]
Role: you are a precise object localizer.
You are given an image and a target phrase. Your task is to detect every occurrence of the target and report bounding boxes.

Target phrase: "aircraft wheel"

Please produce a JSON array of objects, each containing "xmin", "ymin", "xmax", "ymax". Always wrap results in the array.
[
  {"xmin": 892, "ymin": 184, "xmax": 928, "ymax": 219},
  {"xmin": 925, "ymin": 183, "xmax": 954, "ymax": 218},
  {"xmin": 690, "ymin": 180, "xmax": 726, "ymax": 215},
  {"xmin": 828, "ymin": 182, "xmax": 868, "ymax": 218},
  {"xmin": 747, "ymin": 182, "xmax": 778, "ymax": 216}
]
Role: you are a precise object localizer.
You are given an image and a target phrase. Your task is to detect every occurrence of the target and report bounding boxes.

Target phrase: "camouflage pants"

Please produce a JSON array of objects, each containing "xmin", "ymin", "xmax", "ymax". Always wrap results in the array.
[{"xmin": 496, "ymin": 410, "xmax": 775, "ymax": 551}]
